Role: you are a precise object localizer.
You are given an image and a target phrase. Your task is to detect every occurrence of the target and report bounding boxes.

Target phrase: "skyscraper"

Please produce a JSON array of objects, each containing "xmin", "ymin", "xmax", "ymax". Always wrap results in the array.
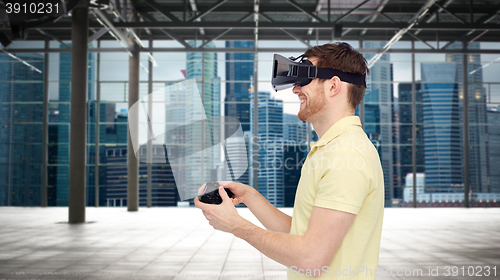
[
  {"xmin": 250, "ymin": 91, "xmax": 284, "ymax": 206},
  {"xmin": 446, "ymin": 42, "xmax": 489, "ymax": 193},
  {"xmin": 363, "ymin": 41, "xmax": 394, "ymax": 206},
  {"xmin": 186, "ymin": 41, "xmax": 220, "ymax": 119},
  {"xmin": 421, "ymin": 63, "xmax": 463, "ymax": 191},
  {"xmin": 398, "ymin": 82, "xmax": 424, "ymax": 198},
  {"xmin": 487, "ymin": 106, "xmax": 500, "ymax": 192},
  {"xmin": 0, "ymin": 53, "xmax": 44, "ymax": 206},
  {"xmin": 224, "ymin": 41, "xmax": 254, "ymax": 185},
  {"xmin": 283, "ymin": 113, "xmax": 309, "ymax": 207},
  {"xmin": 283, "ymin": 114, "xmax": 308, "ymax": 144},
  {"xmin": 225, "ymin": 41, "xmax": 254, "ymax": 133},
  {"xmin": 163, "ymin": 43, "xmax": 221, "ymax": 200}
]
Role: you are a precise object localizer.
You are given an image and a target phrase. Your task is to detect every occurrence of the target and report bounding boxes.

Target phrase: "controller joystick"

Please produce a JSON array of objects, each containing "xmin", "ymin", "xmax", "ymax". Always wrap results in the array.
[{"xmin": 199, "ymin": 181, "xmax": 235, "ymax": 205}]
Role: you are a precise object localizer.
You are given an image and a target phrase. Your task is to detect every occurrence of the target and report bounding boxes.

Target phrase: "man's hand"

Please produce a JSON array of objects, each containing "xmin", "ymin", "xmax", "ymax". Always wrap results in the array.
[
  {"xmin": 197, "ymin": 181, "xmax": 292, "ymax": 234},
  {"xmin": 197, "ymin": 181, "xmax": 254, "ymax": 206},
  {"xmin": 194, "ymin": 186, "xmax": 248, "ymax": 234}
]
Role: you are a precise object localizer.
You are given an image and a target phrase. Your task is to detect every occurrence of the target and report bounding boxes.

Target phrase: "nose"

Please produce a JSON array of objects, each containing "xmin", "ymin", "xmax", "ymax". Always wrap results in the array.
[{"xmin": 292, "ymin": 84, "xmax": 302, "ymax": 95}]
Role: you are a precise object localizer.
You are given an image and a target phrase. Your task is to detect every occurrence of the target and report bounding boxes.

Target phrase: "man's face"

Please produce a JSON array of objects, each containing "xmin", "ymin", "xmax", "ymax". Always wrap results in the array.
[{"xmin": 292, "ymin": 57, "xmax": 326, "ymax": 122}]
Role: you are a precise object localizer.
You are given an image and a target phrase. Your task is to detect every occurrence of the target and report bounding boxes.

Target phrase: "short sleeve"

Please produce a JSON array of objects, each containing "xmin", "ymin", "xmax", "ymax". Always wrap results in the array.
[{"xmin": 314, "ymin": 147, "xmax": 371, "ymax": 215}]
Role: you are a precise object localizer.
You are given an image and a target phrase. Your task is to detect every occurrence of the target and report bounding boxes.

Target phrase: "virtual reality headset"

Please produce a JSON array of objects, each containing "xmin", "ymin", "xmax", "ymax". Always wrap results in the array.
[{"xmin": 271, "ymin": 54, "xmax": 367, "ymax": 92}]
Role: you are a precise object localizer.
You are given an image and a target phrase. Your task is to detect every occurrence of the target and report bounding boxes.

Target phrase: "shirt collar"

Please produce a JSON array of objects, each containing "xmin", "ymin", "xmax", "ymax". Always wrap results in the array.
[{"xmin": 310, "ymin": 116, "xmax": 362, "ymax": 149}]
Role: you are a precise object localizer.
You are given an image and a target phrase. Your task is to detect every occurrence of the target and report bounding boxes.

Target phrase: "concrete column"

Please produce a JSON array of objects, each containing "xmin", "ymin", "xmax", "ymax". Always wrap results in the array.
[
  {"xmin": 127, "ymin": 18, "xmax": 140, "ymax": 212},
  {"xmin": 68, "ymin": 3, "xmax": 89, "ymax": 223}
]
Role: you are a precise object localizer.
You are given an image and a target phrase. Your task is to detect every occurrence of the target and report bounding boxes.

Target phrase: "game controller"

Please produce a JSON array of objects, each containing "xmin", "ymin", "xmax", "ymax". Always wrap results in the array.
[{"xmin": 199, "ymin": 181, "xmax": 235, "ymax": 205}]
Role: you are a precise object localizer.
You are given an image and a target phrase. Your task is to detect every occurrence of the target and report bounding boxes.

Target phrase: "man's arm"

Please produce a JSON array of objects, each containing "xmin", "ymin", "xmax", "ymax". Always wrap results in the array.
[
  {"xmin": 235, "ymin": 206, "xmax": 355, "ymax": 272},
  {"xmin": 244, "ymin": 187, "xmax": 292, "ymax": 234},
  {"xmin": 195, "ymin": 187, "xmax": 356, "ymax": 272},
  {"xmin": 218, "ymin": 182, "xmax": 292, "ymax": 234}
]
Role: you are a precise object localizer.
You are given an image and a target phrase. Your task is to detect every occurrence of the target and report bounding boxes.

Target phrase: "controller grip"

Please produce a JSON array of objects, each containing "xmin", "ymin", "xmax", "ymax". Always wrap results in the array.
[{"xmin": 199, "ymin": 188, "xmax": 235, "ymax": 205}]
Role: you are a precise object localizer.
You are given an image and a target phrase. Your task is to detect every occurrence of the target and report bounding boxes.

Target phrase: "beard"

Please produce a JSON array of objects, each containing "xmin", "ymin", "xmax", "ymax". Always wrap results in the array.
[{"xmin": 297, "ymin": 84, "xmax": 326, "ymax": 122}]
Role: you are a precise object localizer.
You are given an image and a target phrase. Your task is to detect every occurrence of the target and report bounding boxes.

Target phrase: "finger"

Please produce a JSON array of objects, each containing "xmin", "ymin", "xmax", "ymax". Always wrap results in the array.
[
  {"xmin": 219, "ymin": 181, "xmax": 237, "ymax": 190},
  {"xmin": 195, "ymin": 197, "xmax": 214, "ymax": 211},
  {"xmin": 197, "ymin": 183, "xmax": 206, "ymax": 195},
  {"xmin": 194, "ymin": 197, "xmax": 203, "ymax": 209},
  {"xmin": 219, "ymin": 186, "xmax": 231, "ymax": 203}
]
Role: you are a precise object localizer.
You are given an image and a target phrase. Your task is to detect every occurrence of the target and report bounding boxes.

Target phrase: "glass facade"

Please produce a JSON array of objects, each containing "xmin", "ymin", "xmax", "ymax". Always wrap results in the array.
[
  {"xmin": 1, "ymin": 40, "xmax": 499, "ymax": 208},
  {"xmin": 0, "ymin": 53, "xmax": 44, "ymax": 206}
]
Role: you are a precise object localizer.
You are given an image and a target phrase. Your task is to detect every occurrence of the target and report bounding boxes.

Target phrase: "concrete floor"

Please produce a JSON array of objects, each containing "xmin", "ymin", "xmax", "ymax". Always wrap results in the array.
[{"xmin": 0, "ymin": 207, "xmax": 499, "ymax": 280}]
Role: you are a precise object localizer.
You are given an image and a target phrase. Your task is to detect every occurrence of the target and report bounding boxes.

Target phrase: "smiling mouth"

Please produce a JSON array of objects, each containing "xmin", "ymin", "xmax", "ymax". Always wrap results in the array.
[{"xmin": 299, "ymin": 97, "xmax": 306, "ymax": 107}]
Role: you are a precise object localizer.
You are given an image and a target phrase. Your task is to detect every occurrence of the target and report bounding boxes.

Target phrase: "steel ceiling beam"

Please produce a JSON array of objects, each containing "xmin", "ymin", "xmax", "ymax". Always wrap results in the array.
[
  {"xmin": 17, "ymin": 28, "xmax": 500, "ymax": 43},
  {"xmin": 188, "ymin": 0, "xmax": 205, "ymax": 36},
  {"xmin": 199, "ymin": 28, "xmax": 232, "ymax": 48},
  {"xmin": 159, "ymin": 29, "xmax": 193, "ymax": 49},
  {"xmin": 468, "ymin": 9, "xmax": 500, "ymax": 43},
  {"xmin": 440, "ymin": 5, "xmax": 499, "ymax": 49},
  {"xmin": 335, "ymin": 0, "xmax": 370, "ymax": 23},
  {"xmin": 367, "ymin": 0, "xmax": 438, "ymax": 67},
  {"xmin": 379, "ymin": 13, "xmax": 435, "ymax": 49},
  {"xmin": 188, "ymin": 0, "xmax": 228, "ymax": 22},
  {"xmin": 36, "ymin": 29, "xmax": 70, "ymax": 48},
  {"xmin": 29, "ymin": 21, "xmax": 500, "ymax": 31},
  {"xmin": 281, "ymin": 29, "xmax": 311, "ymax": 48},
  {"xmin": 140, "ymin": 13, "xmax": 193, "ymax": 49},
  {"xmin": 343, "ymin": 14, "xmax": 371, "ymax": 37},
  {"xmin": 474, "ymin": 8, "xmax": 500, "ymax": 24},
  {"xmin": 258, "ymin": 12, "xmax": 274, "ymax": 23},
  {"xmin": 132, "ymin": 3, "xmax": 494, "ymax": 15},
  {"xmin": 287, "ymin": 0, "xmax": 325, "ymax": 23},
  {"xmin": 198, "ymin": 12, "xmax": 253, "ymax": 48},
  {"xmin": 88, "ymin": 28, "xmax": 109, "ymax": 44},
  {"xmin": 94, "ymin": 9, "xmax": 135, "ymax": 51},
  {"xmin": 433, "ymin": 2, "xmax": 466, "ymax": 24},
  {"xmin": 380, "ymin": 4, "xmax": 492, "ymax": 14},
  {"xmin": 413, "ymin": 0, "xmax": 455, "ymax": 36},
  {"xmin": 307, "ymin": 0, "xmax": 324, "ymax": 36},
  {"xmin": 130, "ymin": 21, "xmax": 500, "ymax": 31},
  {"xmin": 360, "ymin": 0, "xmax": 390, "ymax": 36},
  {"xmin": 143, "ymin": 0, "xmax": 181, "ymax": 22},
  {"xmin": 7, "ymin": 47, "xmax": 500, "ymax": 54}
]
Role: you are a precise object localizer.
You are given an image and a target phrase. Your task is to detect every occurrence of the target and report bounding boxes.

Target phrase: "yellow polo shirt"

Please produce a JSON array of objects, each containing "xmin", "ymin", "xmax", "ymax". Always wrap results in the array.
[{"xmin": 288, "ymin": 116, "xmax": 384, "ymax": 279}]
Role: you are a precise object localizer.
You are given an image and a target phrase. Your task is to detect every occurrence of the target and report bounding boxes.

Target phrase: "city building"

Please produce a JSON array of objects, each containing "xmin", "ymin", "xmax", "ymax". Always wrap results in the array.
[
  {"xmin": 487, "ymin": 105, "xmax": 500, "ymax": 192},
  {"xmin": 363, "ymin": 41, "xmax": 395, "ymax": 207},
  {"xmin": 282, "ymin": 113, "xmax": 308, "ymax": 206},
  {"xmin": 0, "ymin": 53, "xmax": 44, "ymax": 206},
  {"xmin": 446, "ymin": 42, "xmax": 489, "ymax": 193},
  {"xmin": 224, "ymin": 41, "xmax": 254, "ymax": 185},
  {"xmin": 225, "ymin": 41, "xmax": 253, "ymax": 133},
  {"xmin": 421, "ymin": 63, "xmax": 463, "ymax": 192},
  {"xmin": 398, "ymin": 82, "xmax": 424, "ymax": 198},
  {"xmin": 100, "ymin": 143, "xmax": 179, "ymax": 207},
  {"xmin": 165, "ymin": 46, "xmax": 222, "ymax": 200},
  {"xmin": 403, "ymin": 173, "xmax": 500, "ymax": 207},
  {"xmin": 250, "ymin": 91, "xmax": 284, "ymax": 206}
]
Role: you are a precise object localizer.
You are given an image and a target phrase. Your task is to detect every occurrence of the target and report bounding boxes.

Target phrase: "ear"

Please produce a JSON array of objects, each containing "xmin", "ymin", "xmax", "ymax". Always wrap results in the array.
[{"xmin": 327, "ymin": 76, "xmax": 342, "ymax": 97}]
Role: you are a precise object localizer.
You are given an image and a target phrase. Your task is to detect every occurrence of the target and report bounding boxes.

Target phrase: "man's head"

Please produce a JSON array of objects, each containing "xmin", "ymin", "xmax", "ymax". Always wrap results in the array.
[{"xmin": 292, "ymin": 42, "xmax": 368, "ymax": 123}]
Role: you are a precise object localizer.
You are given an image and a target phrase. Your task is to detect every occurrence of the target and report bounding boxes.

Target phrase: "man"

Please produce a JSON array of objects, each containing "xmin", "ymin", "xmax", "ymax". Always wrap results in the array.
[{"xmin": 195, "ymin": 42, "xmax": 384, "ymax": 279}]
